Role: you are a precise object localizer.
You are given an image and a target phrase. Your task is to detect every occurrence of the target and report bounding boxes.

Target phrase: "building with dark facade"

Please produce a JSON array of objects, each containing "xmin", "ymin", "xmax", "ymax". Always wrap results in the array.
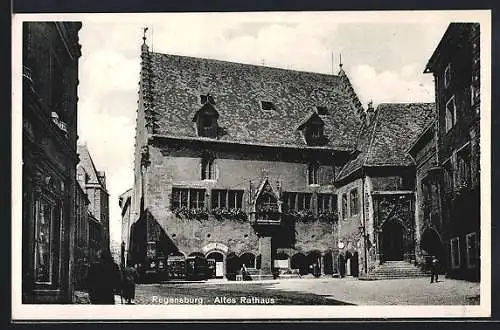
[
  {"xmin": 123, "ymin": 34, "xmax": 440, "ymax": 280},
  {"xmin": 22, "ymin": 22, "xmax": 82, "ymax": 303},
  {"xmin": 77, "ymin": 144, "xmax": 111, "ymax": 257},
  {"xmin": 419, "ymin": 23, "xmax": 481, "ymax": 281}
]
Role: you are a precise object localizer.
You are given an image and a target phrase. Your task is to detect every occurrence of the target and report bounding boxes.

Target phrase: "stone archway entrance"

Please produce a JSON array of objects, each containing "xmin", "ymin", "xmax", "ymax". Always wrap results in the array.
[
  {"xmin": 206, "ymin": 251, "xmax": 224, "ymax": 279},
  {"xmin": 382, "ymin": 219, "xmax": 405, "ymax": 261},
  {"xmin": 420, "ymin": 227, "xmax": 444, "ymax": 266}
]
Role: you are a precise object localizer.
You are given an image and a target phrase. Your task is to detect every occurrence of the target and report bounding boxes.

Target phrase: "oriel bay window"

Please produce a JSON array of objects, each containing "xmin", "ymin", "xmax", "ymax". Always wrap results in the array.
[
  {"xmin": 211, "ymin": 189, "xmax": 243, "ymax": 209},
  {"xmin": 171, "ymin": 188, "xmax": 205, "ymax": 210}
]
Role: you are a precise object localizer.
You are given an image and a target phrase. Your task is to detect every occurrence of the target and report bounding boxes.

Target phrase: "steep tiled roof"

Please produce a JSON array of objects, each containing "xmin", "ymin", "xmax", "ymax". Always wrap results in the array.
[
  {"xmin": 337, "ymin": 103, "xmax": 436, "ymax": 181},
  {"xmin": 77, "ymin": 144, "xmax": 107, "ymax": 189},
  {"xmin": 146, "ymin": 52, "xmax": 364, "ymax": 150}
]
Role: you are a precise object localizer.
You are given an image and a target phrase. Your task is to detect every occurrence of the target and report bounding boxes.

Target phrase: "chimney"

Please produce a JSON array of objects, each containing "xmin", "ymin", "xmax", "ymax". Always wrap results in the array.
[{"xmin": 366, "ymin": 100, "xmax": 375, "ymax": 125}]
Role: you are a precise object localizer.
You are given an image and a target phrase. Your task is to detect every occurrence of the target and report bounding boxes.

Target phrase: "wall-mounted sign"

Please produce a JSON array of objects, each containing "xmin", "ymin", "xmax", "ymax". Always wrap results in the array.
[{"xmin": 202, "ymin": 242, "xmax": 229, "ymax": 254}]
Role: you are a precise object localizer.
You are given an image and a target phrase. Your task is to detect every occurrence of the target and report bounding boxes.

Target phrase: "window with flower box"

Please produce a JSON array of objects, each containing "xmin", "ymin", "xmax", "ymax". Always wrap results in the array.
[
  {"xmin": 211, "ymin": 189, "xmax": 243, "ymax": 209},
  {"xmin": 317, "ymin": 193, "xmax": 335, "ymax": 212},
  {"xmin": 282, "ymin": 192, "xmax": 312, "ymax": 211},
  {"xmin": 171, "ymin": 188, "xmax": 205, "ymax": 210}
]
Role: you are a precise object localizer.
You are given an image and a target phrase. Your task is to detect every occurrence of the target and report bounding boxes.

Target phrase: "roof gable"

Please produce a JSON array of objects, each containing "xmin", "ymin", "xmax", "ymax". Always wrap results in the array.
[{"xmin": 337, "ymin": 103, "xmax": 436, "ymax": 181}]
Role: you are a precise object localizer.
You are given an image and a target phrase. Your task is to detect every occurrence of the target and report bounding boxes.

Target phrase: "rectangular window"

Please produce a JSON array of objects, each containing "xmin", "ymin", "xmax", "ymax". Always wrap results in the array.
[
  {"xmin": 297, "ymin": 193, "xmax": 312, "ymax": 211},
  {"xmin": 466, "ymin": 232, "xmax": 478, "ymax": 269},
  {"xmin": 211, "ymin": 189, "xmax": 243, "ymax": 209},
  {"xmin": 171, "ymin": 188, "xmax": 205, "ymax": 210},
  {"xmin": 443, "ymin": 160, "xmax": 454, "ymax": 193},
  {"xmin": 318, "ymin": 194, "xmax": 334, "ymax": 213},
  {"xmin": 201, "ymin": 158, "xmax": 215, "ymax": 180},
  {"xmin": 308, "ymin": 163, "xmax": 320, "ymax": 185},
  {"xmin": 228, "ymin": 190, "xmax": 243, "ymax": 209},
  {"xmin": 444, "ymin": 64, "xmax": 451, "ymax": 89},
  {"xmin": 450, "ymin": 237, "xmax": 461, "ymax": 269},
  {"xmin": 260, "ymin": 101, "xmax": 276, "ymax": 110},
  {"xmin": 457, "ymin": 144, "xmax": 472, "ymax": 188},
  {"xmin": 189, "ymin": 189, "xmax": 205, "ymax": 209},
  {"xmin": 445, "ymin": 96, "xmax": 456, "ymax": 132},
  {"xmin": 50, "ymin": 53, "xmax": 65, "ymax": 121},
  {"xmin": 342, "ymin": 193, "xmax": 348, "ymax": 219},
  {"xmin": 350, "ymin": 188, "xmax": 359, "ymax": 216},
  {"xmin": 282, "ymin": 192, "xmax": 297, "ymax": 211},
  {"xmin": 35, "ymin": 199, "xmax": 54, "ymax": 284}
]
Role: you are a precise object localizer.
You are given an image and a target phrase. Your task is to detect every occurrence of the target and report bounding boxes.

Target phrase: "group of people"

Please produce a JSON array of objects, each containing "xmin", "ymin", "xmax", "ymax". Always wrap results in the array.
[{"xmin": 85, "ymin": 249, "xmax": 140, "ymax": 304}]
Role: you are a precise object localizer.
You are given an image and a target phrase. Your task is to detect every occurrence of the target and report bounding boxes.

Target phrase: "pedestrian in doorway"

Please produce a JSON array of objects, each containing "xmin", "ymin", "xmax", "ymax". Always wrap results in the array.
[
  {"xmin": 86, "ymin": 249, "xmax": 121, "ymax": 304},
  {"xmin": 430, "ymin": 255, "xmax": 439, "ymax": 283},
  {"xmin": 122, "ymin": 264, "xmax": 140, "ymax": 304}
]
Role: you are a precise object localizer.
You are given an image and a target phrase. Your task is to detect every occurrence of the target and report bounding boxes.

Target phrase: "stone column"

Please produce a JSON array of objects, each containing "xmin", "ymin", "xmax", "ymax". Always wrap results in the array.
[
  {"xmin": 258, "ymin": 235, "xmax": 273, "ymax": 276},
  {"xmin": 320, "ymin": 253, "xmax": 325, "ymax": 275}
]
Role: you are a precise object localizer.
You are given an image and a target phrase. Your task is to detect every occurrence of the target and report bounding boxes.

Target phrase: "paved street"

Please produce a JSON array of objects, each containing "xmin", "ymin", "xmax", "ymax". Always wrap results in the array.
[{"xmin": 75, "ymin": 276, "xmax": 479, "ymax": 305}]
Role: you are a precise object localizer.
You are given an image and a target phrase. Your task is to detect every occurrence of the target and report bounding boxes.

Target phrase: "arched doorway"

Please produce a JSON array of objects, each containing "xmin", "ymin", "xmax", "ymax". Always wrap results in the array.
[
  {"xmin": 420, "ymin": 228, "xmax": 444, "ymax": 269},
  {"xmin": 206, "ymin": 251, "xmax": 224, "ymax": 279},
  {"xmin": 307, "ymin": 250, "xmax": 322, "ymax": 275},
  {"xmin": 323, "ymin": 251, "xmax": 334, "ymax": 275},
  {"xmin": 382, "ymin": 219, "xmax": 405, "ymax": 261},
  {"xmin": 225, "ymin": 252, "xmax": 240, "ymax": 280},
  {"xmin": 291, "ymin": 253, "xmax": 308, "ymax": 275},
  {"xmin": 240, "ymin": 252, "xmax": 256, "ymax": 268}
]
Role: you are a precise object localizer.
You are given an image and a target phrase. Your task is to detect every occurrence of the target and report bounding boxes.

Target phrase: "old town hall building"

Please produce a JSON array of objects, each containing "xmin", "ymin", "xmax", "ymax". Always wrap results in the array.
[{"xmin": 123, "ymin": 23, "xmax": 481, "ymax": 281}]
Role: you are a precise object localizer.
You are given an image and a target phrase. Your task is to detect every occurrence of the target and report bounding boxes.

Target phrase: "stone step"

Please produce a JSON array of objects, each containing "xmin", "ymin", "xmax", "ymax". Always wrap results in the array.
[{"xmin": 364, "ymin": 261, "xmax": 429, "ymax": 280}]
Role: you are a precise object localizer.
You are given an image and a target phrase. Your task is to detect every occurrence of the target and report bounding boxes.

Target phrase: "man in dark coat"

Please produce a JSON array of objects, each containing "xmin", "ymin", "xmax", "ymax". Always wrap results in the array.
[
  {"xmin": 122, "ymin": 264, "xmax": 140, "ymax": 304},
  {"xmin": 430, "ymin": 256, "xmax": 439, "ymax": 283},
  {"xmin": 86, "ymin": 249, "xmax": 121, "ymax": 304}
]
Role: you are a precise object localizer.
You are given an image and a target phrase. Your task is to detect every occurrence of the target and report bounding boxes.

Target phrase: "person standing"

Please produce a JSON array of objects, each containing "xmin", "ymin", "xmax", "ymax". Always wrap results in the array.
[
  {"xmin": 122, "ymin": 264, "xmax": 140, "ymax": 304},
  {"xmin": 86, "ymin": 249, "xmax": 121, "ymax": 304},
  {"xmin": 430, "ymin": 256, "xmax": 439, "ymax": 283}
]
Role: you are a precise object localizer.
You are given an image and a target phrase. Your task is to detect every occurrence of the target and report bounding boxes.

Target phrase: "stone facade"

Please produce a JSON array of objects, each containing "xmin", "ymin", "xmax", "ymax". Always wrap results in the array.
[
  {"xmin": 423, "ymin": 23, "xmax": 481, "ymax": 281},
  {"xmin": 22, "ymin": 21, "xmax": 82, "ymax": 303}
]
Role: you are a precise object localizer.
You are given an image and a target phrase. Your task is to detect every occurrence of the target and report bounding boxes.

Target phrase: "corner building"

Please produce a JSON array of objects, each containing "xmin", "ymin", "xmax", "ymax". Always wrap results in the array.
[
  {"xmin": 128, "ymin": 38, "xmax": 367, "ymax": 279},
  {"xmin": 22, "ymin": 22, "xmax": 82, "ymax": 303}
]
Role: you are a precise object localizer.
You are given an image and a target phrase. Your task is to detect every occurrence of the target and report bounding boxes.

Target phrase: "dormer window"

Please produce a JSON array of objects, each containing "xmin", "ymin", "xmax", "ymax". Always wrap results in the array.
[
  {"xmin": 200, "ymin": 94, "xmax": 215, "ymax": 105},
  {"xmin": 260, "ymin": 101, "xmax": 276, "ymax": 111},
  {"xmin": 192, "ymin": 101, "xmax": 219, "ymax": 138},
  {"xmin": 316, "ymin": 106, "xmax": 328, "ymax": 115},
  {"xmin": 297, "ymin": 112, "xmax": 327, "ymax": 146}
]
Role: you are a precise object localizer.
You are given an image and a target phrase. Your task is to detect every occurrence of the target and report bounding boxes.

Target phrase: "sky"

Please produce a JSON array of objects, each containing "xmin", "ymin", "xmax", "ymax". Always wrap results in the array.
[{"xmin": 75, "ymin": 12, "xmax": 453, "ymax": 249}]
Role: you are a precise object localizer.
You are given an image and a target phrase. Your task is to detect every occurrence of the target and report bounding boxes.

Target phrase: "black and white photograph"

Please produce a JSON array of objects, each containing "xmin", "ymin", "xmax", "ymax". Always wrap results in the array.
[{"xmin": 12, "ymin": 10, "xmax": 491, "ymax": 320}]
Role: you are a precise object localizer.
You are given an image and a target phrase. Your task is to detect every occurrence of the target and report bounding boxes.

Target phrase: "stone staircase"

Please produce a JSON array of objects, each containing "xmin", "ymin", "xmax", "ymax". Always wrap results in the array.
[{"xmin": 359, "ymin": 261, "xmax": 430, "ymax": 281}]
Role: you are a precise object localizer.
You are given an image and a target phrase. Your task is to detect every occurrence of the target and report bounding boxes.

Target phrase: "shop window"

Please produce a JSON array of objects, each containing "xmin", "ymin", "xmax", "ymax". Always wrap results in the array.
[
  {"xmin": 466, "ymin": 232, "xmax": 478, "ymax": 269},
  {"xmin": 34, "ymin": 198, "xmax": 61, "ymax": 285},
  {"xmin": 171, "ymin": 188, "xmax": 205, "ymax": 210},
  {"xmin": 450, "ymin": 237, "xmax": 461, "ymax": 269},
  {"xmin": 350, "ymin": 188, "xmax": 359, "ymax": 216}
]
